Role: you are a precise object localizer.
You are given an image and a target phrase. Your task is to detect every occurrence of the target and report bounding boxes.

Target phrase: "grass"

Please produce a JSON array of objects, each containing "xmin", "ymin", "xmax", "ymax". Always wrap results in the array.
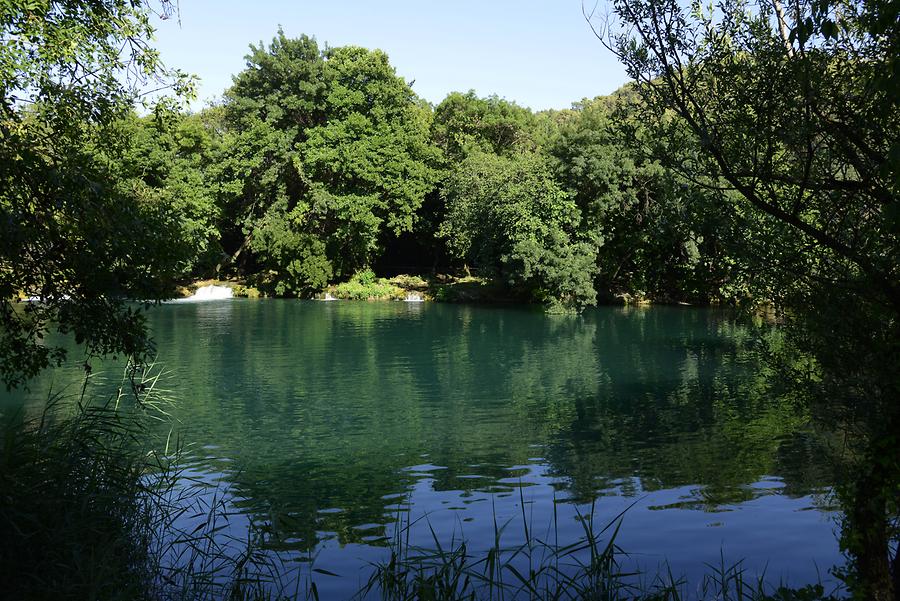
[
  {"xmin": 0, "ymin": 362, "xmax": 304, "ymax": 601},
  {"xmin": 0, "ymin": 391, "xmax": 157, "ymax": 599},
  {"xmin": 358, "ymin": 492, "xmax": 844, "ymax": 601}
]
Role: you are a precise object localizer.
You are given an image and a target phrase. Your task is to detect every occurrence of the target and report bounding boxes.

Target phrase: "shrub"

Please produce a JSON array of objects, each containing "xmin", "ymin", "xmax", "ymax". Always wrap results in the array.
[
  {"xmin": 354, "ymin": 268, "xmax": 377, "ymax": 286},
  {"xmin": 0, "ymin": 365, "xmax": 297, "ymax": 601},
  {"xmin": 329, "ymin": 273, "xmax": 406, "ymax": 300}
]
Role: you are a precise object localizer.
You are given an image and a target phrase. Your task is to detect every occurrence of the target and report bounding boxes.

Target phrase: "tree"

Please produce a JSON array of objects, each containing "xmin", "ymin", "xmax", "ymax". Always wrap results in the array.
[
  {"xmin": 440, "ymin": 151, "xmax": 596, "ymax": 310},
  {"xmin": 431, "ymin": 91, "xmax": 538, "ymax": 162},
  {"xmin": 0, "ymin": 0, "xmax": 194, "ymax": 388},
  {"xmin": 108, "ymin": 107, "xmax": 224, "ymax": 277},
  {"xmin": 549, "ymin": 93, "xmax": 742, "ymax": 303},
  {"xmin": 218, "ymin": 31, "xmax": 439, "ymax": 295},
  {"xmin": 591, "ymin": 0, "xmax": 899, "ymax": 596}
]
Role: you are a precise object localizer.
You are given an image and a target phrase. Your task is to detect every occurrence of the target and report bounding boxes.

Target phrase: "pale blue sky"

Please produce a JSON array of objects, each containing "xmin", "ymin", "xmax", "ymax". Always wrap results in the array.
[{"xmin": 151, "ymin": 0, "xmax": 627, "ymax": 111}]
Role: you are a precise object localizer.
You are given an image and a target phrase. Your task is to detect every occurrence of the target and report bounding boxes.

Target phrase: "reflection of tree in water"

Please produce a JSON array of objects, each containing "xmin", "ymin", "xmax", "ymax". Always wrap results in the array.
[
  {"xmin": 541, "ymin": 308, "xmax": 833, "ymax": 506},
  {"xmin": 4, "ymin": 302, "xmax": 835, "ymax": 553}
]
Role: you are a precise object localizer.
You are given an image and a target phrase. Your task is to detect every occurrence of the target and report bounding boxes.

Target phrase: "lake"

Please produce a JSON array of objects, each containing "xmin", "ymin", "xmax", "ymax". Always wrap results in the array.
[{"xmin": 1, "ymin": 300, "xmax": 843, "ymax": 598}]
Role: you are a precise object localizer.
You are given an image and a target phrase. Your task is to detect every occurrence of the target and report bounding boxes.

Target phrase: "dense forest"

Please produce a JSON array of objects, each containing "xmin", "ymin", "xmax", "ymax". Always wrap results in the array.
[
  {"xmin": 88, "ymin": 30, "xmax": 744, "ymax": 311},
  {"xmin": 1, "ymin": 0, "xmax": 898, "ymax": 599}
]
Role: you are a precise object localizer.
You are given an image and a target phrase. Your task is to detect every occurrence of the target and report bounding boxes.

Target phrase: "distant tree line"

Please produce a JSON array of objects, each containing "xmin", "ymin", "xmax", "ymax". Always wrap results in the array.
[{"xmin": 102, "ymin": 29, "xmax": 747, "ymax": 311}]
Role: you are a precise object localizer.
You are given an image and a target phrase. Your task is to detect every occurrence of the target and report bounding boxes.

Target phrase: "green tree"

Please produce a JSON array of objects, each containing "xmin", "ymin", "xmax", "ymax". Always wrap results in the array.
[
  {"xmin": 107, "ymin": 107, "xmax": 223, "ymax": 277},
  {"xmin": 218, "ymin": 32, "xmax": 439, "ymax": 295},
  {"xmin": 549, "ymin": 93, "xmax": 741, "ymax": 302},
  {"xmin": 440, "ymin": 151, "xmax": 596, "ymax": 309},
  {"xmin": 595, "ymin": 0, "xmax": 900, "ymax": 595},
  {"xmin": 0, "ymin": 0, "xmax": 194, "ymax": 388},
  {"xmin": 431, "ymin": 91, "xmax": 538, "ymax": 162}
]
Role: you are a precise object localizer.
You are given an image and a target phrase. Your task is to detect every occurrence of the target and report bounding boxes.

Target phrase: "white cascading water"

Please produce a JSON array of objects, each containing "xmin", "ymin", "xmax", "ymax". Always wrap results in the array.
[
  {"xmin": 173, "ymin": 285, "xmax": 234, "ymax": 303},
  {"xmin": 404, "ymin": 292, "xmax": 424, "ymax": 302}
]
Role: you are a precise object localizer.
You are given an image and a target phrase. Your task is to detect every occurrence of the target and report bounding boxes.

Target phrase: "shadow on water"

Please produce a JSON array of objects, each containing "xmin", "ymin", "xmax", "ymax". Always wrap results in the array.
[{"xmin": 0, "ymin": 301, "xmax": 842, "ymax": 598}]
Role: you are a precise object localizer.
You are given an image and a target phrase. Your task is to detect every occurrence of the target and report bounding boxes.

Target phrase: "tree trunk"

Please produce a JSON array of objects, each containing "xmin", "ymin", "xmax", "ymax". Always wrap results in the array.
[
  {"xmin": 218, "ymin": 235, "xmax": 251, "ymax": 274},
  {"xmin": 848, "ymin": 492, "xmax": 893, "ymax": 600},
  {"xmin": 842, "ymin": 444, "xmax": 897, "ymax": 601}
]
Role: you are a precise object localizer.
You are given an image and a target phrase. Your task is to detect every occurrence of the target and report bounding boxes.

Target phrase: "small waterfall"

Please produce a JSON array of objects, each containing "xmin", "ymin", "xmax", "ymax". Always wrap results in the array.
[
  {"xmin": 174, "ymin": 285, "xmax": 233, "ymax": 303},
  {"xmin": 322, "ymin": 293, "xmax": 338, "ymax": 301},
  {"xmin": 404, "ymin": 292, "xmax": 424, "ymax": 303}
]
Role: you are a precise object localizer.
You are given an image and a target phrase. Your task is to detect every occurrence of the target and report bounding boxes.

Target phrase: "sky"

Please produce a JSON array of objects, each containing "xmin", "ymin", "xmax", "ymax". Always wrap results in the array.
[{"xmin": 150, "ymin": 0, "xmax": 628, "ymax": 111}]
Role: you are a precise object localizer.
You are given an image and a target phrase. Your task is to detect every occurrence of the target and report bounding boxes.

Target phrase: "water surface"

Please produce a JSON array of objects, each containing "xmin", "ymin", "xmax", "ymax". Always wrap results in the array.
[{"xmin": 2, "ymin": 300, "xmax": 841, "ymax": 598}]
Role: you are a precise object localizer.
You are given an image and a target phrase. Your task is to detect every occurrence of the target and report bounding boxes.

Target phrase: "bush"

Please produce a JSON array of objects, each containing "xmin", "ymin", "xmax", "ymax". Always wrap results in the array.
[
  {"xmin": 355, "ymin": 268, "xmax": 377, "ymax": 286},
  {"xmin": 329, "ymin": 271, "xmax": 406, "ymax": 300},
  {"xmin": 0, "ymin": 365, "xmax": 297, "ymax": 601}
]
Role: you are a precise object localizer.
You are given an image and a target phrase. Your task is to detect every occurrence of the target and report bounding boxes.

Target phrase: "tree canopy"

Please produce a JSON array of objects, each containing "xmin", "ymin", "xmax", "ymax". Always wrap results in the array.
[
  {"xmin": 0, "ymin": 0, "xmax": 193, "ymax": 388},
  {"xmin": 440, "ymin": 150, "xmax": 597, "ymax": 309},
  {"xmin": 216, "ymin": 31, "xmax": 439, "ymax": 295},
  {"xmin": 592, "ymin": 0, "xmax": 900, "ymax": 595}
]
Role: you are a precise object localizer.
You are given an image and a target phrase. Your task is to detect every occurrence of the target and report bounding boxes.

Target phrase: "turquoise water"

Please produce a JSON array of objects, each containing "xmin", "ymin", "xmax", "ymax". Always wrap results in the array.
[{"xmin": 2, "ymin": 300, "xmax": 842, "ymax": 598}]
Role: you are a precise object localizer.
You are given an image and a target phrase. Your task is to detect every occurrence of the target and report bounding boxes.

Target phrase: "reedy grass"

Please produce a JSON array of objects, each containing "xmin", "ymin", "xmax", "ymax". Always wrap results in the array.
[
  {"xmin": 358, "ymin": 488, "xmax": 843, "ymax": 601},
  {"xmin": 0, "ymin": 363, "xmax": 844, "ymax": 601},
  {"xmin": 0, "ymin": 361, "xmax": 309, "ymax": 601}
]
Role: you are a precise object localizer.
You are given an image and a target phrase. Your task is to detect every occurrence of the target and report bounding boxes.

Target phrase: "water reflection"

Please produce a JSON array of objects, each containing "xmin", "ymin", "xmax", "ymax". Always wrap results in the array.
[{"xmin": 1, "ymin": 301, "xmax": 841, "ymax": 597}]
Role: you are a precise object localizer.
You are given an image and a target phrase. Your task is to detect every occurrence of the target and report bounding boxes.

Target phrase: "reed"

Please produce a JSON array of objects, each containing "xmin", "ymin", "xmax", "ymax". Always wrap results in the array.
[
  {"xmin": 358, "ymin": 491, "xmax": 842, "ymax": 601},
  {"xmin": 0, "ymin": 362, "xmax": 301, "ymax": 601},
  {"xmin": 0, "ymin": 363, "xmax": 843, "ymax": 601}
]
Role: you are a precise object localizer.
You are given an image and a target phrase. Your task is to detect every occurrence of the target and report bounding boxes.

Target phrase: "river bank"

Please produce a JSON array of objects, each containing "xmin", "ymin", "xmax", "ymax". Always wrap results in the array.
[{"xmin": 174, "ymin": 273, "xmax": 657, "ymax": 306}]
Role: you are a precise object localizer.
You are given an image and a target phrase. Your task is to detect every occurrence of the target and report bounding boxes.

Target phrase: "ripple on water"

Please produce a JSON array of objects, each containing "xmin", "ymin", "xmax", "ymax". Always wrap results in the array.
[{"xmin": 0, "ymin": 302, "xmax": 845, "ymax": 597}]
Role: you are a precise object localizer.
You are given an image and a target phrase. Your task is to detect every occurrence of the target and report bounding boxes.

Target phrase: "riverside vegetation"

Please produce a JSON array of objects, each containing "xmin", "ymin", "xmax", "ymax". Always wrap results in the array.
[{"xmin": 0, "ymin": 0, "xmax": 898, "ymax": 599}]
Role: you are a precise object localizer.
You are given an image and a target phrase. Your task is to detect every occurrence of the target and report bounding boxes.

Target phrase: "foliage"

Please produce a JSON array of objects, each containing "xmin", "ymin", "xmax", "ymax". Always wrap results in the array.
[
  {"xmin": 0, "ymin": 0, "xmax": 196, "ymax": 389},
  {"xmin": 328, "ymin": 270, "xmax": 406, "ymax": 300},
  {"xmin": 107, "ymin": 108, "xmax": 224, "ymax": 276},
  {"xmin": 2, "ymin": 4, "xmax": 872, "ymax": 600},
  {"xmin": 440, "ymin": 150, "xmax": 596, "ymax": 309},
  {"xmin": 216, "ymin": 31, "xmax": 440, "ymax": 296},
  {"xmin": 388, "ymin": 274, "xmax": 429, "ymax": 290},
  {"xmin": 431, "ymin": 91, "xmax": 538, "ymax": 162},
  {"xmin": 428, "ymin": 276, "xmax": 510, "ymax": 303},
  {"xmin": 548, "ymin": 94, "xmax": 740, "ymax": 303}
]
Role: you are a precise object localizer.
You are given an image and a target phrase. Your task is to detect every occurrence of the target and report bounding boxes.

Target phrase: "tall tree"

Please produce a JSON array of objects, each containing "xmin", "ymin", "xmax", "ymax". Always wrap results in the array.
[
  {"xmin": 440, "ymin": 151, "xmax": 597, "ymax": 310},
  {"xmin": 108, "ymin": 107, "xmax": 224, "ymax": 277},
  {"xmin": 549, "ymin": 94, "xmax": 741, "ymax": 302},
  {"xmin": 218, "ymin": 31, "xmax": 439, "ymax": 295},
  {"xmin": 592, "ymin": 0, "xmax": 899, "ymax": 596},
  {"xmin": 0, "ymin": 0, "xmax": 194, "ymax": 388}
]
